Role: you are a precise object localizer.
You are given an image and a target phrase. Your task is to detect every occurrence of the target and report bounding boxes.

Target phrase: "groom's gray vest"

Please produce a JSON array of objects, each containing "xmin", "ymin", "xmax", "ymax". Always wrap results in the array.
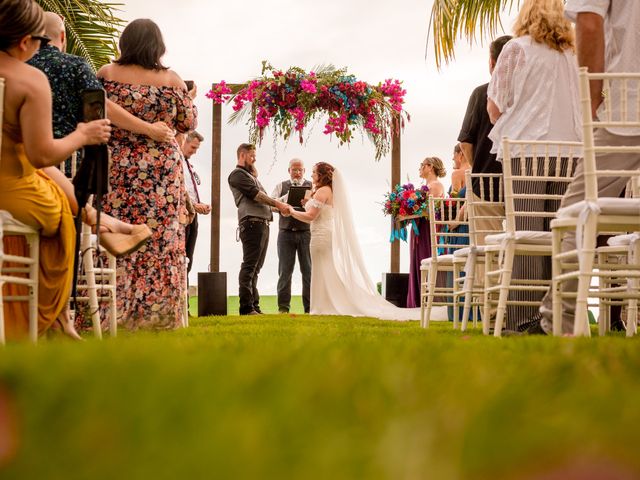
[
  {"xmin": 228, "ymin": 167, "xmax": 272, "ymax": 223},
  {"xmin": 279, "ymin": 179, "xmax": 312, "ymax": 231}
]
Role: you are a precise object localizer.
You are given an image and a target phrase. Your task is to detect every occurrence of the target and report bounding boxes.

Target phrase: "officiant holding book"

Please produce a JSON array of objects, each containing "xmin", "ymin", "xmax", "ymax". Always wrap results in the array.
[{"xmin": 272, "ymin": 159, "xmax": 312, "ymax": 314}]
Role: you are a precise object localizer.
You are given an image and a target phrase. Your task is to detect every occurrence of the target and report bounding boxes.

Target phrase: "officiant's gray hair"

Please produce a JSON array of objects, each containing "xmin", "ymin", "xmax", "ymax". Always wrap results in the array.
[{"xmin": 289, "ymin": 158, "xmax": 304, "ymax": 167}]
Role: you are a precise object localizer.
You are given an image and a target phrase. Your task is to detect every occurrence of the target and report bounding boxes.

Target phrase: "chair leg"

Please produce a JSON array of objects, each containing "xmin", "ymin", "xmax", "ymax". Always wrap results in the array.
[
  {"xmin": 0, "ymin": 284, "xmax": 5, "ymax": 345},
  {"xmin": 28, "ymin": 233, "xmax": 39, "ymax": 344},
  {"xmin": 108, "ymin": 253, "xmax": 117, "ymax": 337},
  {"xmin": 452, "ymin": 264, "xmax": 461, "ymax": 329},
  {"xmin": 420, "ymin": 267, "xmax": 426, "ymax": 328},
  {"xmin": 627, "ymin": 241, "xmax": 639, "ymax": 337},
  {"xmin": 574, "ymin": 219, "xmax": 597, "ymax": 337},
  {"xmin": 482, "ymin": 252, "xmax": 494, "ymax": 336},
  {"xmin": 551, "ymin": 228, "xmax": 563, "ymax": 336},
  {"xmin": 82, "ymin": 232, "xmax": 102, "ymax": 339},
  {"xmin": 425, "ymin": 262, "xmax": 438, "ymax": 329},
  {"xmin": 461, "ymin": 252, "xmax": 476, "ymax": 332},
  {"xmin": 494, "ymin": 244, "xmax": 515, "ymax": 337}
]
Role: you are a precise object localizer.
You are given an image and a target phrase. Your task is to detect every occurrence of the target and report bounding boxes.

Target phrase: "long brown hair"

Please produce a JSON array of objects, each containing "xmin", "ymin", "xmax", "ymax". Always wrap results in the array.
[
  {"xmin": 0, "ymin": 0, "xmax": 44, "ymax": 50},
  {"xmin": 313, "ymin": 162, "xmax": 334, "ymax": 190},
  {"xmin": 115, "ymin": 19, "xmax": 168, "ymax": 70}
]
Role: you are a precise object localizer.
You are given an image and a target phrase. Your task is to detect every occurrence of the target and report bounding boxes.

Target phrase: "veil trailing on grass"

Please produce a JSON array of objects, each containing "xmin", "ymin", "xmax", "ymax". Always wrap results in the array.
[{"xmin": 329, "ymin": 168, "xmax": 423, "ymax": 321}]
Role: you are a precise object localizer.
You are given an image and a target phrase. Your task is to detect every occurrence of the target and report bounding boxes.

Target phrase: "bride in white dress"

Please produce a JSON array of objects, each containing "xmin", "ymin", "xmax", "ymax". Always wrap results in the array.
[{"xmin": 287, "ymin": 162, "xmax": 423, "ymax": 321}]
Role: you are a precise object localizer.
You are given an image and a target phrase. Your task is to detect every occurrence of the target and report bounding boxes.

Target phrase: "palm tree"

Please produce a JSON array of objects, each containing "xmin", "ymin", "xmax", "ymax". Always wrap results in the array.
[
  {"xmin": 428, "ymin": 0, "xmax": 520, "ymax": 67},
  {"xmin": 35, "ymin": 0, "xmax": 125, "ymax": 71}
]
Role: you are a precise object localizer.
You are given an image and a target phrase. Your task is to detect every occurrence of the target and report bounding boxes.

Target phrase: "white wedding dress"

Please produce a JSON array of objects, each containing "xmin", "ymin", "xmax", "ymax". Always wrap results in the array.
[{"xmin": 307, "ymin": 169, "xmax": 425, "ymax": 321}]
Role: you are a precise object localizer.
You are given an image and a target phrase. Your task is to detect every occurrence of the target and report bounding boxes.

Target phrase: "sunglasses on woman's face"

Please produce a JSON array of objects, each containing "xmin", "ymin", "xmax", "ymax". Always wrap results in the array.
[{"xmin": 31, "ymin": 35, "xmax": 51, "ymax": 49}]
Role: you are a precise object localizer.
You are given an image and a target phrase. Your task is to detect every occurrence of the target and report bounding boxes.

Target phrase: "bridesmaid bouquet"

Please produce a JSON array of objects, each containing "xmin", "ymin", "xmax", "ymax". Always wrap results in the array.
[{"xmin": 382, "ymin": 183, "xmax": 430, "ymax": 242}]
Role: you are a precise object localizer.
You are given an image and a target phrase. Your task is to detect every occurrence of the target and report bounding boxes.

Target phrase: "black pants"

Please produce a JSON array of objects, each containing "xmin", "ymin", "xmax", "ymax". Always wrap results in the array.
[
  {"xmin": 185, "ymin": 214, "xmax": 198, "ymax": 278},
  {"xmin": 238, "ymin": 220, "xmax": 270, "ymax": 314},
  {"xmin": 277, "ymin": 229, "xmax": 311, "ymax": 313}
]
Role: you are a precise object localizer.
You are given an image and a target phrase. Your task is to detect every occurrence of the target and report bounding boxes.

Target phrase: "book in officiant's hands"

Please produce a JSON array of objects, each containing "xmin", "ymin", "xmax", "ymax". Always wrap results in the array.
[{"xmin": 287, "ymin": 185, "xmax": 312, "ymax": 211}]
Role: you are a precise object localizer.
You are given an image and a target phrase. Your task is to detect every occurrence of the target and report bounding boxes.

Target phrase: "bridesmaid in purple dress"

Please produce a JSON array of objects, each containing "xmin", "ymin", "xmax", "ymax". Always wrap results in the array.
[{"xmin": 406, "ymin": 157, "xmax": 446, "ymax": 308}]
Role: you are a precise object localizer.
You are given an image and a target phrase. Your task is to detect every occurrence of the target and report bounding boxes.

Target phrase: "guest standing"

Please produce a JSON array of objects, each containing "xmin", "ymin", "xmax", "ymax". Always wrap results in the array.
[
  {"xmin": 271, "ymin": 158, "xmax": 312, "ymax": 314},
  {"xmin": 487, "ymin": 0, "xmax": 581, "ymax": 330},
  {"xmin": 406, "ymin": 157, "xmax": 445, "ymax": 308},
  {"xmin": 181, "ymin": 130, "xmax": 210, "ymax": 282},
  {"xmin": 97, "ymin": 18, "xmax": 197, "ymax": 330}
]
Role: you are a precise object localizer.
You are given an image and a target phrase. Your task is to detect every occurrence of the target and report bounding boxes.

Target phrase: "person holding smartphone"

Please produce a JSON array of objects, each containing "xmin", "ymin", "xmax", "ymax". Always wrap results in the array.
[
  {"xmin": 27, "ymin": 12, "xmax": 174, "ymax": 177},
  {"xmin": 0, "ymin": 0, "xmax": 150, "ymax": 340}
]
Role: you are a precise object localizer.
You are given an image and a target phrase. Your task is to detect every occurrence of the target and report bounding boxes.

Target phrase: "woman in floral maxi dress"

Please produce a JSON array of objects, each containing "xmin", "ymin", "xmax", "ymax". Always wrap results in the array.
[{"xmin": 98, "ymin": 19, "xmax": 196, "ymax": 329}]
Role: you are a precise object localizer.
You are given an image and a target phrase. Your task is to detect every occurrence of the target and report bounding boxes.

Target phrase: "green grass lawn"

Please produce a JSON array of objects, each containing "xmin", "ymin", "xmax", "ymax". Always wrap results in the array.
[{"xmin": 1, "ymin": 299, "xmax": 640, "ymax": 479}]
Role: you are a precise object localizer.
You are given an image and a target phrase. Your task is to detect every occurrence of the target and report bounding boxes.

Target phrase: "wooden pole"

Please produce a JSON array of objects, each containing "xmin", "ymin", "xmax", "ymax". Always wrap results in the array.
[
  {"xmin": 210, "ymin": 95, "xmax": 222, "ymax": 272},
  {"xmin": 390, "ymin": 121, "xmax": 401, "ymax": 273}
]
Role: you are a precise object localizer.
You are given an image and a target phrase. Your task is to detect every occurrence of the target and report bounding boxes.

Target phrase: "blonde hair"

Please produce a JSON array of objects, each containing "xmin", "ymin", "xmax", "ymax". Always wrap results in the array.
[
  {"xmin": 423, "ymin": 157, "xmax": 446, "ymax": 178},
  {"xmin": 513, "ymin": 0, "xmax": 575, "ymax": 52}
]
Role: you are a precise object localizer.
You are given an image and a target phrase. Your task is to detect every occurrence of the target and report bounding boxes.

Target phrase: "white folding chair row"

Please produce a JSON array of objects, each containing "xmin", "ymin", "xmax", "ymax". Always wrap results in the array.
[
  {"xmin": 551, "ymin": 69, "xmax": 640, "ymax": 337},
  {"xmin": 457, "ymin": 172, "xmax": 505, "ymax": 333},
  {"xmin": 420, "ymin": 195, "xmax": 470, "ymax": 328},
  {"xmin": 485, "ymin": 139, "xmax": 582, "ymax": 337}
]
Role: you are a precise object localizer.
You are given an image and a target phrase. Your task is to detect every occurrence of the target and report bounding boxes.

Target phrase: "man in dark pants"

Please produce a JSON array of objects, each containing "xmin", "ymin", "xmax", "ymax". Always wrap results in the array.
[
  {"xmin": 228, "ymin": 144, "xmax": 289, "ymax": 315},
  {"xmin": 181, "ymin": 131, "xmax": 210, "ymax": 283},
  {"xmin": 271, "ymin": 158, "xmax": 312, "ymax": 313}
]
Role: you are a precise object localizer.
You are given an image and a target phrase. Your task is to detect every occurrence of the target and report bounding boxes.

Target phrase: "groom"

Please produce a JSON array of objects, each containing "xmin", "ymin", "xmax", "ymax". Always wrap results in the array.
[{"xmin": 228, "ymin": 144, "xmax": 288, "ymax": 315}]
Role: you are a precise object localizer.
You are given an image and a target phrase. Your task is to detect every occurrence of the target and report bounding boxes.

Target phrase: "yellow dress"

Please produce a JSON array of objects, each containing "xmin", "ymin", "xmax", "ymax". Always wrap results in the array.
[{"xmin": 0, "ymin": 140, "xmax": 75, "ymax": 339}]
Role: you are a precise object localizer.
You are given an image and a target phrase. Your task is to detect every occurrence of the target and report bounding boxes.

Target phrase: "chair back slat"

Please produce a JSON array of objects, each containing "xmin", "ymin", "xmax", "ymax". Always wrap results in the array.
[
  {"xmin": 465, "ymin": 171, "xmax": 505, "ymax": 246},
  {"xmin": 428, "ymin": 195, "xmax": 469, "ymax": 257},
  {"xmin": 502, "ymin": 138, "xmax": 583, "ymax": 234},
  {"xmin": 580, "ymin": 69, "xmax": 640, "ymax": 201}
]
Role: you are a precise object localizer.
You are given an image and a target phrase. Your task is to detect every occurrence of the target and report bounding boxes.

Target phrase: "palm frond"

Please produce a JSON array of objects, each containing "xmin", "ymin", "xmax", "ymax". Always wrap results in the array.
[
  {"xmin": 428, "ymin": 0, "xmax": 519, "ymax": 68},
  {"xmin": 36, "ymin": 0, "xmax": 125, "ymax": 71}
]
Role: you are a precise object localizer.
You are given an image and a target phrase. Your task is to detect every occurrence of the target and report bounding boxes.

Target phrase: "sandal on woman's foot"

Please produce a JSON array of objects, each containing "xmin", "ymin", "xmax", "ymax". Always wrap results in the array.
[{"xmin": 99, "ymin": 224, "xmax": 152, "ymax": 257}]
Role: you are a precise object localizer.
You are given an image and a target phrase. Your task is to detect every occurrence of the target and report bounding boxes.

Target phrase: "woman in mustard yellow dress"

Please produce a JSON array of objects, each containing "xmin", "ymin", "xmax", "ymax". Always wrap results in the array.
[{"xmin": 0, "ymin": 0, "xmax": 146, "ymax": 340}]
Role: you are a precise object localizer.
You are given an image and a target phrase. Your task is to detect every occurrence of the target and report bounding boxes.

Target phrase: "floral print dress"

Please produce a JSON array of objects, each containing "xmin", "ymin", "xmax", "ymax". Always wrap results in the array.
[{"xmin": 101, "ymin": 80, "xmax": 196, "ymax": 330}]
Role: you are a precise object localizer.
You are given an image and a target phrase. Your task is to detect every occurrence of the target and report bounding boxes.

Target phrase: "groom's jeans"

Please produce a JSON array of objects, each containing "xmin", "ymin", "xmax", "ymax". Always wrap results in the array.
[
  {"xmin": 239, "ymin": 218, "xmax": 270, "ymax": 314},
  {"xmin": 277, "ymin": 229, "xmax": 311, "ymax": 313}
]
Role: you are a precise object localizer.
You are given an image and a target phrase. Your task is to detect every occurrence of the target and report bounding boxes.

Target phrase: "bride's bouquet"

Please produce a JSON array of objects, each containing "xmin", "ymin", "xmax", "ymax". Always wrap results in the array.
[{"xmin": 382, "ymin": 182, "xmax": 430, "ymax": 242}]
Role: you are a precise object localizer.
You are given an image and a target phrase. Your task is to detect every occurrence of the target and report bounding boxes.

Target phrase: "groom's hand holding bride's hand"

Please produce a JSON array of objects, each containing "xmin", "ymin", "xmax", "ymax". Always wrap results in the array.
[{"xmin": 275, "ymin": 200, "xmax": 290, "ymax": 217}]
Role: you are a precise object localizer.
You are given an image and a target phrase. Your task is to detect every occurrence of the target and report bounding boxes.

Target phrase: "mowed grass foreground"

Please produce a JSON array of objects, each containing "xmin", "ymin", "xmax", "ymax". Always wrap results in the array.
[{"xmin": 1, "ymin": 297, "xmax": 640, "ymax": 479}]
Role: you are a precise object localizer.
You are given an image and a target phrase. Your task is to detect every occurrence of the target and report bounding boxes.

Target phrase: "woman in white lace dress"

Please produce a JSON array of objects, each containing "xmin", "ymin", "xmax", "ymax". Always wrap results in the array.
[{"xmin": 287, "ymin": 162, "xmax": 430, "ymax": 320}]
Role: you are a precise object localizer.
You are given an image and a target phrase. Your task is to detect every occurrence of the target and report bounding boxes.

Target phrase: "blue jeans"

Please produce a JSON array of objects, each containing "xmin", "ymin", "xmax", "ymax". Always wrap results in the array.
[{"xmin": 277, "ymin": 229, "xmax": 311, "ymax": 312}]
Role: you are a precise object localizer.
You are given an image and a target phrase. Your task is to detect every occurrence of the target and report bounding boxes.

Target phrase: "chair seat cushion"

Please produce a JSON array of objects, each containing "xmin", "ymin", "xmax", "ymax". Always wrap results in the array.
[
  {"xmin": 420, "ymin": 254, "xmax": 454, "ymax": 267},
  {"xmin": 485, "ymin": 231, "xmax": 552, "ymax": 245},
  {"xmin": 607, "ymin": 233, "xmax": 640, "ymax": 247},
  {"xmin": 557, "ymin": 198, "xmax": 640, "ymax": 218}
]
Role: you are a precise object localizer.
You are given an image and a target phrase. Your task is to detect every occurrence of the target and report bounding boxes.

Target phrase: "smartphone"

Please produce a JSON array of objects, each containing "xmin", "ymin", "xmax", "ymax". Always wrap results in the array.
[
  {"xmin": 185, "ymin": 80, "xmax": 195, "ymax": 91},
  {"xmin": 81, "ymin": 88, "xmax": 106, "ymax": 122}
]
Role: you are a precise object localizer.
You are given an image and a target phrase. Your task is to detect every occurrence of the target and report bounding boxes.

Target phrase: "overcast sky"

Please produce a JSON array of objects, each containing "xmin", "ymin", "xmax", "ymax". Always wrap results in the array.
[{"xmin": 118, "ymin": 0, "xmax": 517, "ymax": 295}]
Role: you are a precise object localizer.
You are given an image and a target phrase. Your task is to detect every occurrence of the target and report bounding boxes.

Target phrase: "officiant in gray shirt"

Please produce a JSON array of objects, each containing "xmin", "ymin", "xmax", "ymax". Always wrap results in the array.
[{"xmin": 271, "ymin": 158, "xmax": 312, "ymax": 314}]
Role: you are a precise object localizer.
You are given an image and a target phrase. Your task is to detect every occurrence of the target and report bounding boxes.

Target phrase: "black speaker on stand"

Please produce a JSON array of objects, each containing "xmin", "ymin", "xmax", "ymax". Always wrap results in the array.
[
  {"xmin": 381, "ymin": 272, "xmax": 409, "ymax": 308},
  {"xmin": 198, "ymin": 272, "xmax": 227, "ymax": 316}
]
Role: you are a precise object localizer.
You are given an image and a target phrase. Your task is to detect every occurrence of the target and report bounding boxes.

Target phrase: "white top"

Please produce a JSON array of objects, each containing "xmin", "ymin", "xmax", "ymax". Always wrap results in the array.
[
  {"xmin": 487, "ymin": 36, "xmax": 582, "ymax": 158},
  {"xmin": 182, "ymin": 158, "xmax": 199, "ymax": 203},
  {"xmin": 565, "ymin": 0, "xmax": 640, "ymax": 136}
]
